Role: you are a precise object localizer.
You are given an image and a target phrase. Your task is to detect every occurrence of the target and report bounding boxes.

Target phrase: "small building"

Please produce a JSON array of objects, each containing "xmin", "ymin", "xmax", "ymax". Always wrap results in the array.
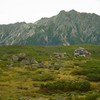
[{"xmin": 74, "ymin": 47, "xmax": 91, "ymax": 56}]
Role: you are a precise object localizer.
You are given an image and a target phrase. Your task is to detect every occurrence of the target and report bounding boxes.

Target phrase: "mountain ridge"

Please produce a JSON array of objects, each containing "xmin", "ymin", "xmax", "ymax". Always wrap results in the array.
[{"xmin": 0, "ymin": 10, "xmax": 100, "ymax": 45}]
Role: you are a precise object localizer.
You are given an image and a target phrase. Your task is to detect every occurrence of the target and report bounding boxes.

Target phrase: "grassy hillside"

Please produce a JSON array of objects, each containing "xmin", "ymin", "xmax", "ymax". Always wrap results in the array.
[{"xmin": 0, "ymin": 44, "xmax": 100, "ymax": 100}]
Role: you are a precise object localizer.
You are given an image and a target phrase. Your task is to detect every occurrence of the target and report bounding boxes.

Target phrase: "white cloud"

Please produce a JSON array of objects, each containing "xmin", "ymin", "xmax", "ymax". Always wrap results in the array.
[{"xmin": 0, "ymin": 0, "xmax": 100, "ymax": 24}]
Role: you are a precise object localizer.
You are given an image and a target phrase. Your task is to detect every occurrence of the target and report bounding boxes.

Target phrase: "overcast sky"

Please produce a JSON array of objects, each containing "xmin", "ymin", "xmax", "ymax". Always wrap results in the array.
[{"xmin": 0, "ymin": 0, "xmax": 100, "ymax": 24}]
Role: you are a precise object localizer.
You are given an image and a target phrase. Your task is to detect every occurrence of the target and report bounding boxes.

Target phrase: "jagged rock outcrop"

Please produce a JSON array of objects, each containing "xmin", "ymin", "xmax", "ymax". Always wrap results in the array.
[{"xmin": 0, "ymin": 10, "xmax": 100, "ymax": 45}]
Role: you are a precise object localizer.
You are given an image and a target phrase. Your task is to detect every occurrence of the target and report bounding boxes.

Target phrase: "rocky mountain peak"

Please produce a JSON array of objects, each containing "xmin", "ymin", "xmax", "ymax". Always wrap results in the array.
[
  {"xmin": 58, "ymin": 10, "xmax": 66, "ymax": 14},
  {"xmin": 0, "ymin": 10, "xmax": 100, "ymax": 45},
  {"xmin": 69, "ymin": 9, "xmax": 77, "ymax": 13}
]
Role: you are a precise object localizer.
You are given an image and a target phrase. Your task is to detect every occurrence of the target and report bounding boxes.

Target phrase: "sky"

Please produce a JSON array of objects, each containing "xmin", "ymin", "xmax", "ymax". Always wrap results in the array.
[{"xmin": 0, "ymin": 0, "xmax": 100, "ymax": 24}]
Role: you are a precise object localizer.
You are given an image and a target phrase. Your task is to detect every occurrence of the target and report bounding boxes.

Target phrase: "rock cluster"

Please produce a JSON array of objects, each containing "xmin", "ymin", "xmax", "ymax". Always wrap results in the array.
[
  {"xmin": 6, "ymin": 53, "xmax": 46, "ymax": 68},
  {"xmin": 12, "ymin": 53, "xmax": 38, "ymax": 65}
]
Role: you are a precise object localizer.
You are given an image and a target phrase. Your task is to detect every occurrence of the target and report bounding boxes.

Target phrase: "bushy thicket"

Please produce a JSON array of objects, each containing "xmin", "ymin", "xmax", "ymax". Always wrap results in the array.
[{"xmin": 40, "ymin": 81, "xmax": 91, "ymax": 92}]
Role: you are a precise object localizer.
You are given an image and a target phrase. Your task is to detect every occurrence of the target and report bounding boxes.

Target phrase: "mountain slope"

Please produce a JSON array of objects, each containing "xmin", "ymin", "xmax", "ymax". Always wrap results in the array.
[{"xmin": 0, "ymin": 10, "xmax": 100, "ymax": 45}]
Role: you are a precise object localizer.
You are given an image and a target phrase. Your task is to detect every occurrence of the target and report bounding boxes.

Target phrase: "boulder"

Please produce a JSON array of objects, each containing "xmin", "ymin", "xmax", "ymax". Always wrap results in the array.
[
  {"xmin": 21, "ymin": 59, "xmax": 30, "ymax": 65},
  {"xmin": 29, "ymin": 57, "xmax": 38, "ymax": 64},
  {"xmin": 18, "ymin": 53, "xmax": 27, "ymax": 60},
  {"xmin": 12, "ymin": 55, "xmax": 19, "ymax": 62}
]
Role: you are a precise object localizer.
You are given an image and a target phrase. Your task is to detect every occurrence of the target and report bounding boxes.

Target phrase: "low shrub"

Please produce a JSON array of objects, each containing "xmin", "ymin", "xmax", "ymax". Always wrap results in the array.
[
  {"xmin": 40, "ymin": 80, "xmax": 91, "ymax": 92},
  {"xmin": 72, "ymin": 69, "xmax": 87, "ymax": 75},
  {"xmin": 32, "ymin": 73, "xmax": 55, "ymax": 81},
  {"xmin": 87, "ymin": 74, "xmax": 100, "ymax": 82},
  {"xmin": 85, "ymin": 93, "xmax": 100, "ymax": 100},
  {"xmin": 0, "ymin": 61, "xmax": 8, "ymax": 68},
  {"xmin": 54, "ymin": 66, "xmax": 61, "ymax": 70},
  {"xmin": 72, "ymin": 67, "xmax": 100, "ymax": 77}
]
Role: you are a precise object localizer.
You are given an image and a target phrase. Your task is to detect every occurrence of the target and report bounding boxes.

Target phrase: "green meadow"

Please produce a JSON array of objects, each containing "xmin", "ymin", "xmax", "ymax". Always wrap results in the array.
[{"xmin": 0, "ymin": 44, "xmax": 100, "ymax": 100}]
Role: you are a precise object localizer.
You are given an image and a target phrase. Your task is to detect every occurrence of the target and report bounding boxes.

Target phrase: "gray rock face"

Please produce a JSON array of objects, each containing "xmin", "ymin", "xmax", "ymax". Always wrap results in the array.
[{"xmin": 0, "ymin": 10, "xmax": 100, "ymax": 45}]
